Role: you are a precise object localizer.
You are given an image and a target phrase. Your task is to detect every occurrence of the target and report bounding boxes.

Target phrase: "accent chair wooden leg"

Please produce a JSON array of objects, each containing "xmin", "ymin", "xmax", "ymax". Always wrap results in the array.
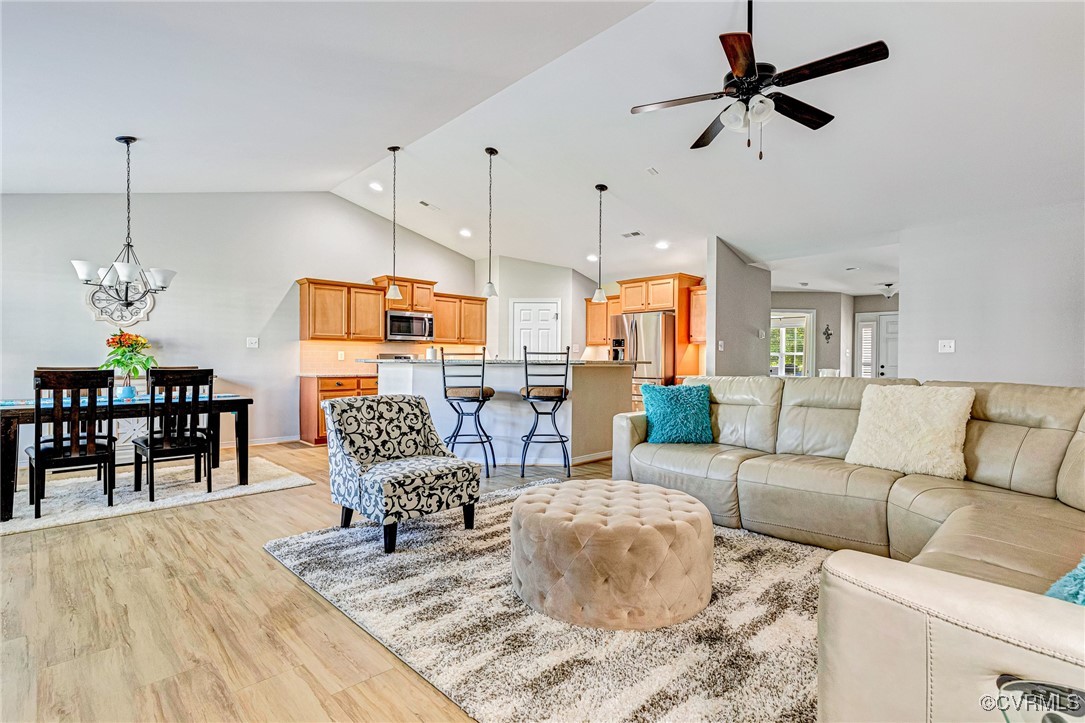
[
  {"xmin": 340, "ymin": 507, "xmax": 354, "ymax": 528},
  {"xmin": 463, "ymin": 503, "xmax": 475, "ymax": 530},
  {"xmin": 383, "ymin": 522, "xmax": 397, "ymax": 553}
]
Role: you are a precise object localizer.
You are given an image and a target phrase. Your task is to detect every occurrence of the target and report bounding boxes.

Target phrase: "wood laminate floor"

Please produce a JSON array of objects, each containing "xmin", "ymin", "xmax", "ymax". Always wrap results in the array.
[{"xmin": 0, "ymin": 442, "xmax": 613, "ymax": 722}]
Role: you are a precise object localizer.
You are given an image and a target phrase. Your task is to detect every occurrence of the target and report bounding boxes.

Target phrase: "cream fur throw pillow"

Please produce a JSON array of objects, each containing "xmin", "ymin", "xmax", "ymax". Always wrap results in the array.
[{"xmin": 845, "ymin": 385, "xmax": 976, "ymax": 479}]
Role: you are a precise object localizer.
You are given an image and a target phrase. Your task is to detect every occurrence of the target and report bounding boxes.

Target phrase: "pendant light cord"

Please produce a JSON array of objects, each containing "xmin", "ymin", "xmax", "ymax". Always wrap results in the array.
[
  {"xmin": 488, "ymin": 150, "xmax": 494, "ymax": 284},
  {"xmin": 597, "ymin": 187, "xmax": 603, "ymax": 288},
  {"xmin": 391, "ymin": 147, "xmax": 397, "ymax": 285}
]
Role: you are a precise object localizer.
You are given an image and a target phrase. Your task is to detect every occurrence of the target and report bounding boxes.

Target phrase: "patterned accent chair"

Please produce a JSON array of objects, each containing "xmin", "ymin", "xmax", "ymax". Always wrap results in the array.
[{"xmin": 323, "ymin": 394, "xmax": 481, "ymax": 553}]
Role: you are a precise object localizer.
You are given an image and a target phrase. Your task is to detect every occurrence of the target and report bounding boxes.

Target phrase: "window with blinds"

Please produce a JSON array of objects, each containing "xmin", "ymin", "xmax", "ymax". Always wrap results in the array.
[{"xmin": 858, "ymin": 321, "xmax": 877, "ymax": 378}]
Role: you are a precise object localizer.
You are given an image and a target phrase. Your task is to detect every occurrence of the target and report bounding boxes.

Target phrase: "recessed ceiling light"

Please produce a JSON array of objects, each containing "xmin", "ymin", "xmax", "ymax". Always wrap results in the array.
[
  {"xmin": 845, "ymin": 266, "xmax": 859, "ymax": 271},
  {"xmin": 459, "ymin": 228, "xmax": 472, "ymax": 238},
  {"xmin": 368, "ymin": 181, "xmax": 383, "ymax": 192},
  {"xmin": 587, "ymin": 254, "xmax": 599, "ymax": 262},
  {"xmin": 655, "ymin": 240, "xmax": 670, "ymax": 250}
]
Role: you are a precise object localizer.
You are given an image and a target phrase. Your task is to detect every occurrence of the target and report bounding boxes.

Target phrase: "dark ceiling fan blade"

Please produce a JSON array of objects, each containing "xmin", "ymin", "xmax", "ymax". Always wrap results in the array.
[
  {"xmin": 766, "ymin": 93, "xmax": 834, "ymax": 130},
  {"xmin": 720, "ymin": 32, "xmax": 757, "ymax": 79},
  {"xmin": 769, "ymin": 40, "xmax": 889, "ymax": 88},
  {"xmin": 690, "ymin": 111, "xmax": 728, "ymax": 149},
  {"xmin": 630, "ymin": 91, "xmax": 732, "ymax": 115}
]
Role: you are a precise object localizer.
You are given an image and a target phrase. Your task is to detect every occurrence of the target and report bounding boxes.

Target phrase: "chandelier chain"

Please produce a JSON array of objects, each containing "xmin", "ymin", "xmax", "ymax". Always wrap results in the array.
[{"xmin": 125, "ymin": 141, "xmax": 132, "ymax": 246}]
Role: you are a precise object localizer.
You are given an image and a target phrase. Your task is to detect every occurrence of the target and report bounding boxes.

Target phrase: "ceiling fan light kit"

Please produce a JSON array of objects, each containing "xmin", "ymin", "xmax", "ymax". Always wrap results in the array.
[{"xmin": 631, "ymin": 0, "xmax": 889, "ymax": 158}]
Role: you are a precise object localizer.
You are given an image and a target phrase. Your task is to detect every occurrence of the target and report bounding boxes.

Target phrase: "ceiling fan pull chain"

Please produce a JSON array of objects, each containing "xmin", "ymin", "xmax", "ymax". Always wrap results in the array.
[
  {"xmin": 759, "ymin": 123, "xmax": 764, "ymax": 160},
  {"xmin": 747, "ymin": 122, "xmax": 751, "ymax": 148}
]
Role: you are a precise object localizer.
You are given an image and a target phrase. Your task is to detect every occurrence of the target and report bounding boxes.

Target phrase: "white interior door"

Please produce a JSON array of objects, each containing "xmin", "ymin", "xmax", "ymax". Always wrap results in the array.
[
  {"xmin": 878, "ymin": 314, "xmax": 899, "ymax": 379},
  {"xmin": 510, "ymin": 299, "xmax": 560, "ymax": 359}
]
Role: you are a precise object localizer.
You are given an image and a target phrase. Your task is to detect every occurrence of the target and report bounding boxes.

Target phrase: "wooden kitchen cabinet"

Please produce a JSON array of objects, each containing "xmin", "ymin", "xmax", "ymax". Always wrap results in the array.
[
  {"xmin": 432, "ymin": 293, "xmax": 487, "ymax": 346},
  {"xmin": 349, "ymin": 286, "xmax": 385, "ymax": 341},
  {"xmin": 620, "ymin": 281, "xmax": 648, "ymax": 313},
  {"xmin": 585, "ymin": 299, "xmax": 608, "ymax": 346},
  {"xmin": 371, "ymin": 276, "xmax": 436, "ymax": 312},
  {"xmin": 432, "ymin": 295, "xmax": 462, "ymax": 343},
  {"xmin": 647, "ymin": 277, "xmax": 677, "ymax": 310},
  {"xmin": 301, "ymin": 376, "xmax": 379, "ymax": 444},
  {"xmin": 689, "ymin": 285, "xmax": 707, "ymax": 344},
  {"xmin": 618, "ymin": 273, "xmax": 703, "ymax": 313}
]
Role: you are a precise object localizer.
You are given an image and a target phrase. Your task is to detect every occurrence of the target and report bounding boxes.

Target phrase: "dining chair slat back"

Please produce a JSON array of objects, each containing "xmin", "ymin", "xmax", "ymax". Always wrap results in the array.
[
  {"xmin": 147, "ymin": 368, "xmax": 214, "ymax": 441},
  {"xmin": 33, "ymin": 369, "xmax": 114, "ymax": 459}
]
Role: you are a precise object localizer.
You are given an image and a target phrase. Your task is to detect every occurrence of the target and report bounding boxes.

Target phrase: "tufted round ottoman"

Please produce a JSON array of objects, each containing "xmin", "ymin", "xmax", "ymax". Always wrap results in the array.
[{"xmin": 510, "ymin": 479, "xmax": 714, "ymax": 630}]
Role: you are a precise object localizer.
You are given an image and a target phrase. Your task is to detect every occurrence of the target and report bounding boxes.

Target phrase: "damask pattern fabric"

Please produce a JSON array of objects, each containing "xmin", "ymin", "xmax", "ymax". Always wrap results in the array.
[{"xmin": 323, "ymin": 395, "xmax": 481, "ymax": 524}]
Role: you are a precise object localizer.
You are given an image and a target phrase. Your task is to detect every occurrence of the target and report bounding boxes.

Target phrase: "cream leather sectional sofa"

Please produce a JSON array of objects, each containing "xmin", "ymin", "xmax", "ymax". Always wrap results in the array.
[{"xmin": 613, "ymin": 376, "xmax": 1085, "ymax": 722}]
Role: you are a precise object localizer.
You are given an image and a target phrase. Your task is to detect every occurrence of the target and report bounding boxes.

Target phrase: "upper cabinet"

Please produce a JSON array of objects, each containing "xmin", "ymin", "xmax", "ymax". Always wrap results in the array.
[
  {"xmin": 433, "ymin": 293, "xmax": 487, "ymax": 346},
  {"xmin": 585, "ymin": 295, "xmax": 621, "ymax": 346},
  {"xmin": 298, "ymin": 278, "xmax": 385, "ymax": 341},
  {"xmin": 689, "ymin": 285, "xmax": 707, "ymax": 344},
  {"xmin": 371, "ymin": 276, "xmax": 435, "ymax": 312},
  {"xmin": 618, "ymin": 273, "xmax": 704, "ymax": 313}
]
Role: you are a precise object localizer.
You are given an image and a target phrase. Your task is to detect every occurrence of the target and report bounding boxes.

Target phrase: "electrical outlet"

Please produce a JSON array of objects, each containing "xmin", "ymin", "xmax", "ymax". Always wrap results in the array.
[
  {"xmin": 337, "ymin": 351, "xmax": 345, "ymax": 361},
  {"xmin": 572, "ymin": 344, "xmax": 581, "ymax": 354},
  {"xmin": 717, "ymin": 341, "xmax": 725, "ymax": 352},
  {"xmin": 938, "ymin": 339, "xmax": 955, "ymax": 354},
  {"xmin": 758, "ymin": 330, "xmax": 766, "ymax": 339},
  {"xmin": 245, "ymin": 337, "xmax": 259, "ymax": 349}
]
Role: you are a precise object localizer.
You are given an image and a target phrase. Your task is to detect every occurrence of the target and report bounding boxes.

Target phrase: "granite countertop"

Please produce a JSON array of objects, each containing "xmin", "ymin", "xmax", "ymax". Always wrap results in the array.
[
  {"xmin": 298, "ymin": 373, "xmax": 379, "ymax": 378},
  {"xmin": 356, "ymin": 359, "xmax": 644, "ymax": 366}
]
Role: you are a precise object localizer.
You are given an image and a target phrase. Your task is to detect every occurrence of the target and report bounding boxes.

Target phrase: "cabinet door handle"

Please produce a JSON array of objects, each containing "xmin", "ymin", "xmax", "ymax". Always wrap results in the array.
[{"xmin": 335, "ymin": 381, "xmax": 343, "ymax": 387}]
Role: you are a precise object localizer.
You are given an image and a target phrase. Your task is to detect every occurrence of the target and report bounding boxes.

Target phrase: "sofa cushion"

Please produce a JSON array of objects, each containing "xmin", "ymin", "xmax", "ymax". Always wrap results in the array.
[
  {"xmin": 681, "ymin": 376, "xmax": 783, "ymax": 453},
  {"xmin": 1058, "ymin": 410, "xmax": 1085, "ymax": 512},
  {"xmin": 923, "ymin": 381, "xmax": 1085, "ymax": 498},
  {"xmin": 629, "ymin": 443, "xmax": 765, "ymax": 528},
  {"xmin": 737, "ymin": 454, "xmax": 903, "ymax": 555},
  {"xmin": 845, "ymin": 385, "xmax": 975, "ymax": 479},
  {"xmin": 776, "ymin": 377, "xmax": 919, "ymax": 459},
  {"xmin": 887, "ymin": 473, "xmax": 1085, "ymax": 561},
  {"xmin": 910, "ymin": 505, "xmax": 1085, "ymax": 594}
]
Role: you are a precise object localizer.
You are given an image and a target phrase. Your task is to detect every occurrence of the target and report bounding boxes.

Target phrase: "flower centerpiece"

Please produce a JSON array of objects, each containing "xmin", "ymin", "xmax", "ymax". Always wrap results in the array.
[{"xmin": 100, "ymin": 330, "xmax": 157, "ymax": 399}]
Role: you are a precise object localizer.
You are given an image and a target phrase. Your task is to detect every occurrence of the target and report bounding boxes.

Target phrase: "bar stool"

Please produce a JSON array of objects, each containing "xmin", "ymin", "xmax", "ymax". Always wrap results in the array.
[
  {"xmin": 441, "ymin": 348, "xmax": 497, "ymax": 477},
  {"xmin": 518, "ymin": 346, "xmax": 572, "ymax": 478}
]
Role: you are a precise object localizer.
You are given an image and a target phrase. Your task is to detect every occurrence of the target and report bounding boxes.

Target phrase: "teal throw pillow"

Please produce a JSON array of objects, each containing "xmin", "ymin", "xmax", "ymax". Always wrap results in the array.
[
  {"xmin": 642, "ymin": 384, "xmax": 713, "ymax": 445},
  {"xmin": 1046, "ymin": 556, "xmax": 1085, "ymax": 605}
]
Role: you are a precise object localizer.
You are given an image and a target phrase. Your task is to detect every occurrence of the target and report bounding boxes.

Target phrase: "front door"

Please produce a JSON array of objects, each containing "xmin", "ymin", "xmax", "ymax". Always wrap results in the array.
[
  {"xmin": 878, "ymin": 313, "xmax": 899, "ymax": 379},
  {"xmin": 510, "ymin": 299, "xmax": 560, "ymax": 359}
]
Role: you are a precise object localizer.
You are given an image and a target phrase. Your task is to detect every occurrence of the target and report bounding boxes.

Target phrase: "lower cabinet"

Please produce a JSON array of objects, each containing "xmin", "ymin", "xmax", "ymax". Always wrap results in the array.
[{"xmin": 300, "ymin": 376, "xmax": 378, "ymax": 445}]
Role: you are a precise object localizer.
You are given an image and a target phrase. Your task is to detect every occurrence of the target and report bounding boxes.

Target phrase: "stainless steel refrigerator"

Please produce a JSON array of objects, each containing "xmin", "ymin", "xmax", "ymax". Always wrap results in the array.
[{"xmin": 612, "ymin": 312, "xmax": 675, "ymax": 408}]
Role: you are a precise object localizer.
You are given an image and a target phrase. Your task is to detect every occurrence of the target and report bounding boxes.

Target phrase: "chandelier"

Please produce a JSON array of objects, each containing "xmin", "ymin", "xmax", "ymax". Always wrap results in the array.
[{"xmin": 71, "ymin": 136, "xmax": 176, "ymax": 320}]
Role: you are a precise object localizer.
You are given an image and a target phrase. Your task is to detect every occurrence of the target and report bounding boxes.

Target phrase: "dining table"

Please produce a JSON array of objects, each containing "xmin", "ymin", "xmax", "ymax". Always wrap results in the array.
[{"xmin": 0, "ymin": 393, "xmax": 253, "ymax": 522}]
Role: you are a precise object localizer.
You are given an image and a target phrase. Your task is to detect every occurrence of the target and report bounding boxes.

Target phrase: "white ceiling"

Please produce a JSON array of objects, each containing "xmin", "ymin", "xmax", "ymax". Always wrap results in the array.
[
  {"xmin": 5, "ymin": 2, "xmax": 1083, "ymax": 292},
  {"xmin": 333, "ymin": 1, "xmax": 1084, "ymax": 285},
  {"xmin": 1, "ymin": 1, "xmax": 645, "ymax": 193},
  {"xmin": 766, "ymin": 243, "xmax": 899, "ymax": 295}
]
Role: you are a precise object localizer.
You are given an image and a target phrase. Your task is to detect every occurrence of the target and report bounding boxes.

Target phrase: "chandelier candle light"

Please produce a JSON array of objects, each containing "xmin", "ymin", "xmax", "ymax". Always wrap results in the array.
[
  {"xmin": 482, "ymin": 147, "xmax": 499, "ymax": 299},
  {"xmin": 385, "ymin": 146, "xmax": 404, "ymax": 301},
  {"xmin": 591, "ymin": 184, "xmax": 608, "ymax": 304},
  {"xmin": 71, "ymin": 137, "xmax": 176, "ymax": 322}
]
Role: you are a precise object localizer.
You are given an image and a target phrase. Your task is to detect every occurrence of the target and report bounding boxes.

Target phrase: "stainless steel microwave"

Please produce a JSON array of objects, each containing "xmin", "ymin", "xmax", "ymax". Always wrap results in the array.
[{"xmin": 386, "ymin": 310, "xmax": 433, "ymax": 342}]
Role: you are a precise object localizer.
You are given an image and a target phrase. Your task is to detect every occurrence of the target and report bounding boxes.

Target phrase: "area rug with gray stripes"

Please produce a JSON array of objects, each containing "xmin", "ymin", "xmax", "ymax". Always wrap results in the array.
[{"xmin": 264, "ymin": 480, "xmax": 831, "ymax": 722}]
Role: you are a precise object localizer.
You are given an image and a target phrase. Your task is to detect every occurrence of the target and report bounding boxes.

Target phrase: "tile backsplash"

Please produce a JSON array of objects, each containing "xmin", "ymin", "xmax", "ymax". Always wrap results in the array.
[{"xmin": 300, "ymin": 341, "xmax": 484, "ymax": 376}]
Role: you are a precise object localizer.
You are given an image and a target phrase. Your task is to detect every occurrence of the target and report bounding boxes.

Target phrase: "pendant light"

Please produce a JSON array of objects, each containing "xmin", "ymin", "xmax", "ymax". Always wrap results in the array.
[
  {"xmin": 591, "ymin": 184, "xmax": 608, "ymax": 303},
  {"xmin": 71, "ymin": 136, "xmax": 176, "ymax": 305},
  {"xmin": 481, "ymin": 147, "xmax": 499, "ymax": 298},
  {"xmin": 385, "ymin": 145, "xmax": 404, "ymax": 301}
]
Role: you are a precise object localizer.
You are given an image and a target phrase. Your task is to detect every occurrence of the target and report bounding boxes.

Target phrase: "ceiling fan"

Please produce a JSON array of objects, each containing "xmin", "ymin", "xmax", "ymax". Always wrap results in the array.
[{"xmin": 631, "ymin": 0, "xmax": 889, "ymax": 156}]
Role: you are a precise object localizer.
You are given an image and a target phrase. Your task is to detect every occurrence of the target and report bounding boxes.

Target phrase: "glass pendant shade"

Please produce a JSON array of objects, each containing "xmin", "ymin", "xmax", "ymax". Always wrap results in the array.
[
  {"xmin": 591, "ymin": 288, "xmax": 607, "ymax": 304},
  {"xmin": 748, "ymin": 94, "xmax": 775, "ymax": 124},
  {"xmin": 147, "ymin": 268, "xmax": 177, "ymax": 290},
  {"xmin": 386, "ymin": 283, "xmax": 403, "ymax": 300},
  {"xmin": 71, "ymin": 260, "xmax": 98, "ymax": 282},
  {"xmin": 113, "ymin": 261, "xmax": 142, "ymax": 284},
  {"xmin": 722, "ymin": 101, "xmax": 748, "ymax": 131},
  {"xmin": 100, "ymin": 265, "xmax": 119, "ymax": 287},
  {"xmin": 483, "ymin": 281, "xmax": 498, "ymax": 298}
]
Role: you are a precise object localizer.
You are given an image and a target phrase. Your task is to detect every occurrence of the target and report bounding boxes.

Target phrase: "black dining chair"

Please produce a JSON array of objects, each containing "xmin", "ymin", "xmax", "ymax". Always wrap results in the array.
[
  {"xmin": 26, "ymin": 369, "xmax": 117, "ymax": 518},
  {"xmin": 519, "ymin": 346, "xmax": 572, "ymax": 477},
  {"xmin": 440, "ymin": 347, "xmax": 497, "ymax": 477},
  {"xmin": 133, "ymin": 368, "xmax": 215, "ymax": 501}
]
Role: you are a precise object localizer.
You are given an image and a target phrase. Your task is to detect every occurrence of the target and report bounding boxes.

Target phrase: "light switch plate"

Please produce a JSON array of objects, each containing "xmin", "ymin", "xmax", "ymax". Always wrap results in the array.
[
  {"xmin": 938, "ymin": 339, "xmax": 955, "ymax": 353},
  {"xmin": 337, "ymin": 351, "xmax": 345, "ymax": 361},
  {"xmin": 245, "ymin": 337, "xmax": 259, "ymax": 349},
  {"xmin": 717, "ymin": 341, "xmax": 725, "ymax": 352}
]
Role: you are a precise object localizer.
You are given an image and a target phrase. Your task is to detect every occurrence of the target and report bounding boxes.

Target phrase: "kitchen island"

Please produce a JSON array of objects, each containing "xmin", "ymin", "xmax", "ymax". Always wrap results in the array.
[{"xmin": 374, "ymin": 359, "xmax": 637, "ymax": 469}]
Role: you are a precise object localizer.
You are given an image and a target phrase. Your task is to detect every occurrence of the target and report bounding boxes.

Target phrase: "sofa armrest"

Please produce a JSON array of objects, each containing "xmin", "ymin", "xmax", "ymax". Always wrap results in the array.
[
  {"xmin": 612, "ymin": 411, "xmax": 648, "ymax": 480},
  {"xmin": 818, "ymin": 550, "xmax": 1085, "ymax": 723}
]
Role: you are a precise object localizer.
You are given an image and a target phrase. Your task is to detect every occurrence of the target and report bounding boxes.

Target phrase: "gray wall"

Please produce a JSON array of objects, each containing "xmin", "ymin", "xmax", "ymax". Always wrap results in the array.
[
  {"xmin": 1, "ymin": 192, "xmax": 478, "ymax": 442},
  {"xmin": 898, "ymin": 201, "xmax": 1084, "ymax": 386},
  {"xmin": 771, "ymin": 291, "xmax": 854, "ymax": 375},
  {"xmin": 854, "ymin": 294, "xmax": 899, "ymax": 314},
  {"xmin": 707, "ymin": 238, "xmax": 770, "ymax": 375}
]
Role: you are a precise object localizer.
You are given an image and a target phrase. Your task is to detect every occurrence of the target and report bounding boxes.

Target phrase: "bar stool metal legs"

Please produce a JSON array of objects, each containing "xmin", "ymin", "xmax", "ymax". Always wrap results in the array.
[
  {"xmin": 444, "ymin": 398, "xmax": 497, "ymax": 477},
  {"xmin": 519, "ymin": 399, "xmax": 570, "ymax": 478}
]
